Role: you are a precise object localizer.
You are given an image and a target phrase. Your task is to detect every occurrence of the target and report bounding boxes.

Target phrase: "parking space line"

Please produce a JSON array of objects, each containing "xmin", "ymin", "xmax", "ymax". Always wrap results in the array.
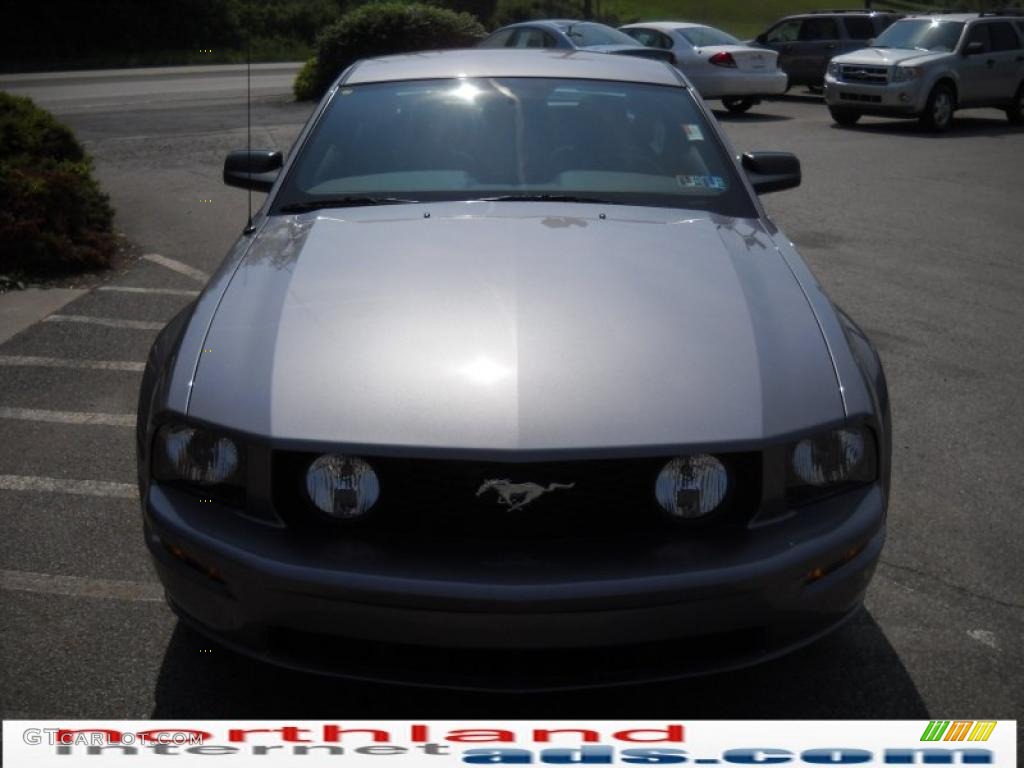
[
  {"xmin": 44, "ymin": 314, "xmax": 165, "ymax": 330},
  {"xmin": 98, "ymin": 285, "xmax": 200, "ymax": 297},
  {"xmin": 0, "ymin": 475, "xmax": 137, "ymax": 498},
  {"xmin": 142, "ymin": 252, "xmax": 210, "ymax": 282},
  {"xmin": 0, "ymin": 406, "xmax": 135, "ymax": 427},
  {"xmin": 0, "ymin": 569, "xmax": 163, "ymax": 603},
  {"xmin": 0, "ymin": 355, "xmax": 145, "ymax": 372}
]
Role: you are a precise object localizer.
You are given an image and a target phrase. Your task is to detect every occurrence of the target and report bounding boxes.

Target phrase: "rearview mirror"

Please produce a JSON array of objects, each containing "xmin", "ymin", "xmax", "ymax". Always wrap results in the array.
[
  {"xmin": 223, "ymin": 149, "xmax": 283, "ymax": 192},
  {"xmin": 741, "ymin": 151, "xmax": 801, "ymax": 194},
  {"xmin": 963, "ymin": 41, "xmax": 986, "ymax": 56}
]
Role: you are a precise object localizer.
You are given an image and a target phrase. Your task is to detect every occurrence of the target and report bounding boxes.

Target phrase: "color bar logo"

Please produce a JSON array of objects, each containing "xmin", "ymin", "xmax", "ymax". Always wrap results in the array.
[{"xmin": 921, "ymin": 720, "xmax": 996, "ymax": 742}]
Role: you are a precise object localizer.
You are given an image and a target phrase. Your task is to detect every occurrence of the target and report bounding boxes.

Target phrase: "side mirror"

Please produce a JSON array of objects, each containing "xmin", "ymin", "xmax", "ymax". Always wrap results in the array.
[
  {"xmin": 223, "ymin": 149, "xmax": 283, "ymax": 192},
  {"xmin": 963, "ymin": 41, "xmax": 985, "ymax": 56},
  {"xmin": 742, "ymin": 151, "xmax": 801, "ymax": 194},
  {"xmin": 865, "ymin": 37, "xmax": 875, "ymax": 47}
]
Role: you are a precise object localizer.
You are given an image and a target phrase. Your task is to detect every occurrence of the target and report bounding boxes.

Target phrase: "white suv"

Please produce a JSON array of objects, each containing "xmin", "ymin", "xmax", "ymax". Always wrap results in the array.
[{"xmin": 824, "ymin": 12, "xmax": 1024, "ymax": 131}]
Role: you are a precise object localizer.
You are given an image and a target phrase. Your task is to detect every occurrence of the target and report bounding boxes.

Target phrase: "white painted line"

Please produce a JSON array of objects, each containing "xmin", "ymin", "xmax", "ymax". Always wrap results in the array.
[
  {"xmin": 44, "ymin": 314, "xmax": 165, "ymax": 331},
  {"xmin": 98, "ymin": 285, "xmax": 200, "ymax": 297},
  {"xmin": 0, "ymin": 355, "xmax": 145, "ymax": 372},
  {"xmin": 0, "ymin": 475, "xmax": 138, "ymax": 498},
  {"xmin": 142, "ymin": 252, "xmax": 209, "ymax": 283},
  {"xmin": 0, "ymin": 569, "xmax": 163, "ymax": 603},
  {"xmin": 0, "ymin": 406, "xmax": 135, "ymax": 427}
]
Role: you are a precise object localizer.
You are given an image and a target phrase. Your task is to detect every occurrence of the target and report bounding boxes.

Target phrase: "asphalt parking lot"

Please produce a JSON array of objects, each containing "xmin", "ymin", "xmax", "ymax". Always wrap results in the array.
[{"xmin": 0, "ymin": 64, "xmax": 1022, "ymax": 720}]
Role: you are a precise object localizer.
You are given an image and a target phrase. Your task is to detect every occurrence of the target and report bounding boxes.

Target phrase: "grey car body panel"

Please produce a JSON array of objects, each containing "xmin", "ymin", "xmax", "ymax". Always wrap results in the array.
[{"xmin": 184, "ymin": 206, "xmax": 843, "ymax": 452}]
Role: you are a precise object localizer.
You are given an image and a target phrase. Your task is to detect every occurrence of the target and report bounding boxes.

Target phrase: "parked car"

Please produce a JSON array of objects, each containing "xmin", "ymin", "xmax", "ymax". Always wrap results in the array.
[
  {"xmin": 751, "ymin": 9, "xmax": 902, "ymax": 88},
  {"xmin": 621, "ymin": 21, "xmax": 788, "ymax": 112},
  {"xmin": 139, "ymin": 49, "xmax": 891, "ymax": 690},
  {"xmin": 478, "ymin": 19, "xmax": 674, "ymax": 63},
  {"xmin": 825, "ymin": 12, "xmax": 1024, "ymax": 131}
]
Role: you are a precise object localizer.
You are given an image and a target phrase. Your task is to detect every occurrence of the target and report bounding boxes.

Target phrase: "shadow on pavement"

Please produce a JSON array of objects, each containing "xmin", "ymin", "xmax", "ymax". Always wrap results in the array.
[
  {"xmin": 711, "ymin": 109, "xmax": 792, "ymax": 123},
  {"xmin": 832, "ymin": 115, "xmax": 1022, "ymax": 139},
  {"xmin": 152, "ymin": 607, "xmax": 926, "ymax": 718}
]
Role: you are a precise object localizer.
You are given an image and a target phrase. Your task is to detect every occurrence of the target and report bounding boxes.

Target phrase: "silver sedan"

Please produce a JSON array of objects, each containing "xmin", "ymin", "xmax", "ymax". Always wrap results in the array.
[{"xmin": 622, "ymin": 22, "xmax": 789, "ymax": 112}]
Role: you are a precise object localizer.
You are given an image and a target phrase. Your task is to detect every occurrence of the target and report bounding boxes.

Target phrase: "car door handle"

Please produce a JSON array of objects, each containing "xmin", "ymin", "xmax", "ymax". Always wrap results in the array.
[
  {"xmin": 825, "ymin": 43, "xmax": 836, "ymax": 50},
  {"xmin": 986, "ymin": 58, "xmax": 995, "ymax": 68}
]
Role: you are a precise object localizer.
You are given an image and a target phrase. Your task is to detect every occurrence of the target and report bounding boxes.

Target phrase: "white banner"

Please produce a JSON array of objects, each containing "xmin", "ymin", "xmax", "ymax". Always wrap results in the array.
[{"xmin": 2, "ymin": 719, "xmax": 1017, "ymax": 767}]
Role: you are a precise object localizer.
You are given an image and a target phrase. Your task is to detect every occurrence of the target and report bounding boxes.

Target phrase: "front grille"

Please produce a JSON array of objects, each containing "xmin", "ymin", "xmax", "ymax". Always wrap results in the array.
[
  {"xmin": 840, "ymin": 92, "xmax": 882, "ymax": 103},
  {"xmin": 272, "ymin": 452, "xmax": 762, "ymax": 542},
  {"xmin": 840, "ymin": 65, "xmax": 888, "ymax": 85}
]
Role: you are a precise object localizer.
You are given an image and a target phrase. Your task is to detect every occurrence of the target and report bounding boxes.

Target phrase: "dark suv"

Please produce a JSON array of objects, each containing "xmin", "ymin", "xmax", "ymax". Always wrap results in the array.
[{"xmin": 751, "ymin": 10, "xmax": 903, "ymax": 88}]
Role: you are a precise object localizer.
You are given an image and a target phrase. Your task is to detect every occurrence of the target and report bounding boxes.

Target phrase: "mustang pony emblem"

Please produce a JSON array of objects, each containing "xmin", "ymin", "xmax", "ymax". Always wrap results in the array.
[{"xmin": 476, "ymin": 479, "xmax": 575, "ymax": 511}]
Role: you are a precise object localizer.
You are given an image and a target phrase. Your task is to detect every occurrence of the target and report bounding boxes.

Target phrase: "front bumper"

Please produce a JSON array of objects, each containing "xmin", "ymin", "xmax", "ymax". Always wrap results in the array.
[
  {"xmin": 824, "ymin": 75, "xmax": 929, "ymax": 114},
  {"xmin": 144, "ymin": 482, "xmax": 885, "ymax": 691},
  {"xmin": 694, "ymin": 70, "xmax": 789, "ymax": 99}
]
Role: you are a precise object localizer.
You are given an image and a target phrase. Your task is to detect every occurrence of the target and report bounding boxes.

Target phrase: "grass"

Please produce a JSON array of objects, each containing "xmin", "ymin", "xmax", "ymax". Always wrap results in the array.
[
  {"xmin": 4, "ymin": 37, "xmax": 312, "ymax": 74},
  {"xmin": 599, "ymin": 0, "xmax": 860, "ymax": 38}
]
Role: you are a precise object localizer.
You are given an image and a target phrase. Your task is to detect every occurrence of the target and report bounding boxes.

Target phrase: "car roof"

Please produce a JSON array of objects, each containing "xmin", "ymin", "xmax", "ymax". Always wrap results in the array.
[
  {"xmin": 621, "ymin": 21, "xmax": 707, "ymax": 31},
  {"xmin": 343, "ymin": 49, "xmax": 682, "ymax": 87},
  {"xmin": 903, "ymin": 13, "xmax": 981, "ymax": 22}
]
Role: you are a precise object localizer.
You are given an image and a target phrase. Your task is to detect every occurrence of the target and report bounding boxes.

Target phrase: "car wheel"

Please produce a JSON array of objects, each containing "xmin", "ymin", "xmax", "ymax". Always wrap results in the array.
[
  {"xmin": 829, "ymin": 107, "xmax": 861, "ymax": 126},
  {"xmin": 722, "ymin": 97, "xmax": 755, "ymax": 113},
  {"xmin": 920, "ymin": 83, "xmax": 955, "ymax": 132},
  {"xmin": 1006, "ymin": 84, "xmax": 1024, "ymax": 125}
]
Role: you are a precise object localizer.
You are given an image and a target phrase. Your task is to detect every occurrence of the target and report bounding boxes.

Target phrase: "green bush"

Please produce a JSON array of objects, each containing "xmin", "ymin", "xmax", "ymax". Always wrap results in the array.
[
  {"xmin": 294, "ymin": 56, "xmax": 322, "ymax": 101},
  {"xmin": 0, "ymin": 94, "xmax": 116, "ymax": 276},
  {"xmin": 298, "ymin": 2, "xmax": 488, "ymax": 100}
]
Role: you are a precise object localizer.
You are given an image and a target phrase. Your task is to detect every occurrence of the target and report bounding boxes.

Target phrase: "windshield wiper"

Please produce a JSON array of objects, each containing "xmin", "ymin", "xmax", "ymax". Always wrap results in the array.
[
  {"xmin": 278, "ymin": 196, "xmax": 418, "ymax": 213},
  {"xmin": 478, "ymin": 194, "xmax": 614, "ymax": 204}
]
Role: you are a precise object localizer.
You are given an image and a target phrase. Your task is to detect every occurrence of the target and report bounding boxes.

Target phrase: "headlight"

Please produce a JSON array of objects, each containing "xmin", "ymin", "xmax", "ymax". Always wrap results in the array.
[
  {"xmin": 155, "ymin": 424, "xmax": 241, "ymax": 486},
  {"xmin": 891, "ymin": 66, "xmax": 922, "ymax": 83},
  {"xmin": 827, "ymin": 61, "xmax": 841, "ymax": 78},
  {"xmin": 305, "ymin": 455, "xmax": 380, "ymax": 520},
  {"xmin": 789, "ymin": 426, "xmax": 877, "ymax": 496},
  {"xmin": 655, "ymin": 455, "xmax": 728, "ymax": 519}
]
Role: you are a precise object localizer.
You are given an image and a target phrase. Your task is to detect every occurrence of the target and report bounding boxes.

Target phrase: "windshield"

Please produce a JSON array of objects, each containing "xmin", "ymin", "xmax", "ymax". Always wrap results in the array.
[
  {"xmin": 564, "ymin": 22, "xmax": 641, "ymax": 47},
  {"xmin": 873, "ymin": 19, "xmax": 964, "ymax": 52},
  {"xmin": 274, "ymin": 77, "xmax": 756, "ymax": 217},
  {"xmin": 679, "ymin": 26, "xmax": 741, "ymax": 47}
]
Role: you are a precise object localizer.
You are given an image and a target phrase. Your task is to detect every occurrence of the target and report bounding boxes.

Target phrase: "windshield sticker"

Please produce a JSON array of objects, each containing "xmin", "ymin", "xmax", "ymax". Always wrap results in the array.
[
  {"xmin": 682, "ymin": 123, "xmax": 704, "ymax": 141},
  {"xmin": 677, "ymin": 175, "xmax": 727, "ymax": 191}
]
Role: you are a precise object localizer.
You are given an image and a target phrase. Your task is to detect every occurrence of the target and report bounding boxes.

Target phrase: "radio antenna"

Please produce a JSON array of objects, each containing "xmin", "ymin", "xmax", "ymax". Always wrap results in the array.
[{"xmin": 244, "ymin": 4, "xmax": 255, "ymax": 234}]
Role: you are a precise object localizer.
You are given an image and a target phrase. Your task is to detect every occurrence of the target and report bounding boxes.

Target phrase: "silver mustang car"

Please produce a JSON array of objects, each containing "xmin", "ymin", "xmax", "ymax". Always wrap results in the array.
[{"xmin": 137, "ymin": 49, "xmax": 890, "ymax": 691}]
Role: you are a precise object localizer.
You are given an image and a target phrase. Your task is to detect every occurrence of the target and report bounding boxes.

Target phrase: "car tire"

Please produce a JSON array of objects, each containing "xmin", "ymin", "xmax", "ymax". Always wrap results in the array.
[
  {"xmin": 920, "ymin": 83, "xmax": 955, "ymax": 132},
  {"xmin": 1006, "ymin": 84, "xmax": 1024, "ymax": 125},
  {"xmin": 722, "ymin": 97, "xmax": 755, "ymax": 113},
  {"xmin": 829, "ymin": 107, "xmax": 861, "ymax": 126}
]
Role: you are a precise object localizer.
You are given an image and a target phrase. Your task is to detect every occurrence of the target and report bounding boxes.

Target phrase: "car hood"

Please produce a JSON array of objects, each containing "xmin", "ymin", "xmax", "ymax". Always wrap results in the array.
[
  {"xmin": 832, "ymin": 47, "xmax": 949, "ymax": 66},
  {"xmin": 187, "ymin": 203, "xmax": 843, "ymax": 453}
]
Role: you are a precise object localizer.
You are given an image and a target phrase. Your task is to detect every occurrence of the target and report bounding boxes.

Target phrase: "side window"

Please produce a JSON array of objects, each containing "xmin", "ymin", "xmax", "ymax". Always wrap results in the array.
[
  {"xmin": 511, "ymin": 28, "xmax": 553, "ymax": 48},
  {"xmin": 800, "ymin": 17, "xmax": 840, "ymax": 41},
  {"xmin": 842, "ymin": 16, "xmax": 875, "ymax": 40},
  {"xmin": 480, "ymin": 28, "xmax": 515, "ymax": 48},
  {"xmin": 625, "ymin": 28, "xmax": 669, "ymax": 48},
  {"xmin": 654, "ymin": 31, "xmax": 674, "ymax": 49},
  {"xmin": 989, "ymin": 21, "xmax": 1021, "ymax": 52},
  {"xmin": 764, "ymin": 20, "xmax": 801, "ymax": 44},
  {"xmin": 964, "ymin": 23, "xmax": 991, "ymax": 53}
]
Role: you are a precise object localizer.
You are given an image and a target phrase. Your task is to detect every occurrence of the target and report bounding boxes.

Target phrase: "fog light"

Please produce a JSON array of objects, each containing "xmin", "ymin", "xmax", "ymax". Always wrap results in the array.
[
  {"xmin": 305, "ymin": 455, "xmax": 380, "ymax": 519},
  {"xmin": 655, "ymin": 455, "xmax": 728, "ymax": 518}
]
